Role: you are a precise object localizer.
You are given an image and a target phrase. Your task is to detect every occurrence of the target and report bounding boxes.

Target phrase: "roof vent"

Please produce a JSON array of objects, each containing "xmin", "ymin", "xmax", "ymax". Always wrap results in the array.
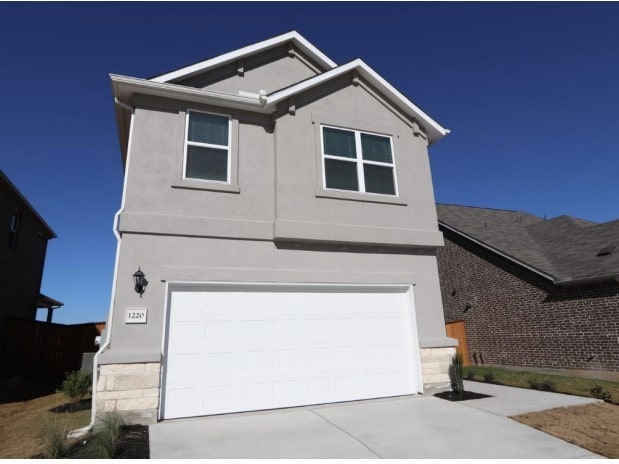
[{"xmin": 597, "ymin": 245, "xmax": 616, "ymax": 257}]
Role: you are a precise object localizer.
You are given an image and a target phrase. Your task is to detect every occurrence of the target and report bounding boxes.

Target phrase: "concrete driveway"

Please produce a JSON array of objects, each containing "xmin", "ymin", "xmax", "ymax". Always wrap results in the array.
[{"xmin": 150, "ymin": 381, "xmax": 602, "ymax": 459}]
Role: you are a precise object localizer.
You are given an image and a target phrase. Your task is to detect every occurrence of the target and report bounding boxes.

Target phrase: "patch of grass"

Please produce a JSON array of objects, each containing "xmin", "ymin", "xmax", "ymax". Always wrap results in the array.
[
  {"xmin": 513, "ymin": 403, "xmax": 619, "ymax": 458},
  {"xmin": 463, "ymin": 365, "xmax": 619, "ymax": 403}
]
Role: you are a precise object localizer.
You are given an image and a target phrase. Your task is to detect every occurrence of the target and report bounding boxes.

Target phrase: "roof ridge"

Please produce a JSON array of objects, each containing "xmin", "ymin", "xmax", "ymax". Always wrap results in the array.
[{"xmin": 437, "ymin": 202, "xmax": 528, "ymax": 214}]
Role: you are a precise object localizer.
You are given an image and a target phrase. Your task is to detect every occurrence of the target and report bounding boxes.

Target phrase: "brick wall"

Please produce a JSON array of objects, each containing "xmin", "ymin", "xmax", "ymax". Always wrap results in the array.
[{"xmin": 436, "ymin": 228, "xmax": 619, "ymax": 372}]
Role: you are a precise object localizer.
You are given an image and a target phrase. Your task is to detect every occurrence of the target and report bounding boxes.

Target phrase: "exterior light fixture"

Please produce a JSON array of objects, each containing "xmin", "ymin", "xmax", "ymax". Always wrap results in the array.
[{"xmin": 133, "ymin": 267, "xmax": 147, "ymax": 297}]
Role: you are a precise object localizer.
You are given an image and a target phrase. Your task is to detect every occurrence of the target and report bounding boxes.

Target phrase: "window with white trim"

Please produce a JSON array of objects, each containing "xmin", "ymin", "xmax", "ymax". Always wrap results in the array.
[
  {"xmin": 321, "ymin": 126, "xmax": 397, "ymax": 196},
  {"xmin": 184, "ymin": 110, "xmax": 231, "ymax": 183}
]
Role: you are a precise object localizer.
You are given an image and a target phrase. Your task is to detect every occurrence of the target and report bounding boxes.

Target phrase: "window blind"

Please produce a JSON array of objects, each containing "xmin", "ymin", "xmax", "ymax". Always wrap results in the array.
[
  {"xmin": 325, "ymin": 159, "xmax": 359, "ymax": 191},
  {"xmin": 188, "ymin": 113, "xmax": 229, "ymax": 146},
  {"xmin": 323, "ymin": 127, "xmax": 356, "ymax": 158},
  {"xmin": 186, "ymin": 146, "xmax": 228, "ymax": 182}
]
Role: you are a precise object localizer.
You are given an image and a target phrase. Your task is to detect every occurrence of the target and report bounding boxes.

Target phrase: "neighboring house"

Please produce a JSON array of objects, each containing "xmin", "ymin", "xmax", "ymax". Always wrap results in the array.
[
  {"xmin": 0, "ymin": 170, "xmax": 61, "ymax": 332},
  {"xmin": 0, "ymin": 170, "xmax": 62, "ymax": 377},
  {"xmin": 99, "ymin": 31, "xmax": 454, "ymax": 424},
  {"xmin": 436, "ymin": 203, "xmax": 619, "ymax": 374}
]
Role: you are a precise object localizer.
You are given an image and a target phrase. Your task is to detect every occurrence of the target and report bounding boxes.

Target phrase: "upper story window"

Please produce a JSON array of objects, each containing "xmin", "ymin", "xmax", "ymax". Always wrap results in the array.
[
  {"xmin": 184, "ymin": 110, "xmax": 231, "ymax": 183},
  {"xmin": 7, "ymin": 210, "xmax": 19, "ymax": 250},
  {"xmin": 321, "ymin": 126, "xmax": 397, "ymax": 196}
]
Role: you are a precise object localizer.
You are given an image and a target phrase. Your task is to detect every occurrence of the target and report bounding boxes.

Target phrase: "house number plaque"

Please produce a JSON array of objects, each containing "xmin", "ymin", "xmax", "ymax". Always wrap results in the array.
[{"xmin": 125, "ymin": 308, "xmax": 147, "ymax": 324}]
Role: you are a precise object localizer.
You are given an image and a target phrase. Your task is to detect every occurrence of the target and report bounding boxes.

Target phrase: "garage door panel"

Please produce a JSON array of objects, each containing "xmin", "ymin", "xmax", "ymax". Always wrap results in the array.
[{"xmin": 163, "ymin": 287, "xmax": 418, "ymax": 419}]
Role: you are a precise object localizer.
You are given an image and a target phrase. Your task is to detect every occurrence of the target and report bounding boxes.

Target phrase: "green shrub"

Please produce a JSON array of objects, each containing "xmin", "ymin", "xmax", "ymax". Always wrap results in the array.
[
  {"xmin": 590, "ymin": 384, "xmax": 612, "ymax": 402},
  {"xmin": 94, "ymin": 412, "xmax": 124, "ymax": 458},
  {"xmin": 60, "ymin": 370, "xmax": 92, "ymax": 407},
  {"xmin": 38, "ymin": 414, "xmax": 68, "ymax": 458},
  {"xmin": 448, "ymin": 353, "xmax": 464, "ymax": 399},
  {"xmin": 466, "ymin": 371, "xmax": 475, "ymax": 380},
  {"xmin": 528, "ymin": 379, "xmax": 541, "ymax": 390},
  {"xmin": 483, "ymin": 372, "xmax": 496, "ymax": 383}
]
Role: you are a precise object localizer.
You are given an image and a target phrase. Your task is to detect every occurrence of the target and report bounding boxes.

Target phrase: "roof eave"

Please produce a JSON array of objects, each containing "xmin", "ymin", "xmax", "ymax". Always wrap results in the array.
[
  {"xmin": 266, "ymin": 59, "xmax": 450, "ymax": 144},
  {"xmin": 0, "ymin": 170, "xmax": 56, "ymax": 239},
  {"xmin": 111, "ymin": 74, "xmax": 269, "ymax": 164},
  {"xmin": 150, "ymin": 31, "xmax": 337, "ymax": 84},
  {"xmin": 554, "ymin": 273, "xmax": 619, "ymax": 287},
  {"xmin": 438, "ymin": 221, "xmax": 556, "ymax": 282}
]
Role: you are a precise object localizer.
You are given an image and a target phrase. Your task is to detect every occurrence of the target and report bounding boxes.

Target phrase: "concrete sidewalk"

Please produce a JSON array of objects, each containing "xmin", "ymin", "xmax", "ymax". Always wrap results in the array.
[{"xmin": 150, "ymin": 383, "xmax": 602, "ymax": 459}]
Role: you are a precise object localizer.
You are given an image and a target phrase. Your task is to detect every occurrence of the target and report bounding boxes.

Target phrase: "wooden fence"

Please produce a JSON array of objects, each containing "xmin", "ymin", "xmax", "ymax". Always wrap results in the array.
[
  {"xmin": 0, "ymin": 317, "xmax": 104, "ymax": 385},
  {"xmin": 445, "ymin": 320, "xmax": 470, "ymax": 366}
]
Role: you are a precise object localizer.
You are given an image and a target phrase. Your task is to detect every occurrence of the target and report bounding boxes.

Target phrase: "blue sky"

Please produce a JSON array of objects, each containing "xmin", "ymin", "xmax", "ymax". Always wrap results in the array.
[{"xmin": 1, "ymin": 3, "xmax": 617, "ymax": 324}]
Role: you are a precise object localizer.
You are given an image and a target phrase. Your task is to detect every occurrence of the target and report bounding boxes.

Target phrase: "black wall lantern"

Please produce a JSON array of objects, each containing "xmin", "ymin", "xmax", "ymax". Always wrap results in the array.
[{"xmin": 133, "ymin": 267, "xmax": 147, "ymax": 297}]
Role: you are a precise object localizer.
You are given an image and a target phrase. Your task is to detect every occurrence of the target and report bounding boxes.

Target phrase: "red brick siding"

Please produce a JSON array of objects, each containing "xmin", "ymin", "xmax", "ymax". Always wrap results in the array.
[{"xmin": 436, "ymin": 228, "xmax": 619, "ymax": 372}]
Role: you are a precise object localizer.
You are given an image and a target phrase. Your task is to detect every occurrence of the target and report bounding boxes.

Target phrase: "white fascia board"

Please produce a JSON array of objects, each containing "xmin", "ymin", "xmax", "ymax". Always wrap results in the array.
[
  {"xmin": 110, "ymin": 74, "xmax": 267, "ymax": 111},
  {"xmin": 266, "ymin": 59, "xmax": 450, "ymax": 144},
  {"xmin": 438, "ymin": 221, "xmax": 557, "ymax": 282},
  {"xmin": 150, "ymin": 31, "xmax": 337, "ymax": 84}
]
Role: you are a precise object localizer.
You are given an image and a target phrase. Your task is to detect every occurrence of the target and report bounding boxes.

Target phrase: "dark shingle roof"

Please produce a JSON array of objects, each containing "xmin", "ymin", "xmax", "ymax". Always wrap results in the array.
[{"xmin": 436, "ymin": 204, "xmax": 619, "ymax": 284}]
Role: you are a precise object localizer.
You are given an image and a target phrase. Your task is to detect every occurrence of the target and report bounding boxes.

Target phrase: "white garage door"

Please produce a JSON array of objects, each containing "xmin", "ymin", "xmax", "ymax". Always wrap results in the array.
[{"xmin": 162, "ymin": 285, "xmax": 420, "ymax": 419}]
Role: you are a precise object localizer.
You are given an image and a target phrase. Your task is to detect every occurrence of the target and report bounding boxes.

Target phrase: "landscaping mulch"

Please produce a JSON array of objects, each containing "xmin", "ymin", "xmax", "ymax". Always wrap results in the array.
[
  {"xmin": 63, "ymin": 424, "xmax": 150, "ymax": 459},
  {"xmin": 115, "ymin": 425, "xmax": 150, "ymax": 459},
  {"xmin": 434, "ymin": 390, "xmax": 492, "ymax": 401}
]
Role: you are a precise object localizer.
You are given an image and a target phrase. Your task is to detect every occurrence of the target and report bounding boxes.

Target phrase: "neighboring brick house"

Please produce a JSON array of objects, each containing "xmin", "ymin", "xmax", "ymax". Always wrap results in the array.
[{"xmin": 436, "ymin": 203, "xmax": 619, "ymax": 374}]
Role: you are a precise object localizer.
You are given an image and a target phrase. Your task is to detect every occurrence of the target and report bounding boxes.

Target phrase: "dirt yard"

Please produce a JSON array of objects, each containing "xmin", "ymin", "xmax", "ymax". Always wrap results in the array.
[
  {"xmin": 0, "ymin": 386, "xmax": 90, "ymax": 458},
  {"xmin": 512, "ymin": 403, "xmax": 619, "ymax": 458}
]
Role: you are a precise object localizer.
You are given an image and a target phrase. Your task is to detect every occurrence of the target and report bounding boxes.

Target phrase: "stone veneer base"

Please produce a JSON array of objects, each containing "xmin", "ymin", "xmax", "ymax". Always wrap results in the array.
[
  {"xmin": 96, "ymin": 351, "xmax": 453, "ymax": 423},
  {"xmin": 420, "ymin": 347, "xmax": 455, "ymax": 389},
  {"xmin": 96, "ymin": 362, "xmax": 161, "ymax": 425}
]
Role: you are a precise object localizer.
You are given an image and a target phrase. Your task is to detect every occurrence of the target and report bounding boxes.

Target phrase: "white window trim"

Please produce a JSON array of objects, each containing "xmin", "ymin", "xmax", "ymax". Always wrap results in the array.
[
  {"xmin": 321, "ymin": 124, "xmax": 399, "ymax": 197},
  {"xmin": 183, "ymin": 109, "xmax": 232, "ymax": 185}
]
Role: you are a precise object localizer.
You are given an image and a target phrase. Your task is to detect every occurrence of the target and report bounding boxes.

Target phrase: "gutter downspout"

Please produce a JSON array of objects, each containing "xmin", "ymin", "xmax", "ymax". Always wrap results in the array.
[{"xmin": 69, "ymin": 99, "xmax": 135, "ymax": 437}]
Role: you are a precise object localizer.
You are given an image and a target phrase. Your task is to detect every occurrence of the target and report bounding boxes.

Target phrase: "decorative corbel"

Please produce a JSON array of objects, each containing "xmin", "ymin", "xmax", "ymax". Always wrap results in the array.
[
  {"xmin": 288, "ymin": 97, "xmax": 296, "ymax": 116},
  {"xmin": 236, "ymin": 59, "xmax": 245, "ymax": 77},
  {"xmin": 412, "ymin": 120, "xmax": 427, "ymax": 140},
  {"xmin": 287, "ymin": 42, "xmax": 295, "ymax": 58},
  {"xmin": 352, "ymin": 70, "xmax": 360, "ymax": 87}
]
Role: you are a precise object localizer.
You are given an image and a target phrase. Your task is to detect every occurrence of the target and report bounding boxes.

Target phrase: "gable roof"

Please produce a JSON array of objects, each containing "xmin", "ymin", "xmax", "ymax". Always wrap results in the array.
[
  {"xmin": 150, "ymin": 31, "xmax": 337, "ymax": 83},
  {"xmin": 268, "ymin": 59, "xmax": 449, "ymax": 143},
  {"xmin": 112, "ymin": 32, "xmax": 450, "ymax": 160},
  {"xmin": 436, "ymin": 203, "xmax": 619, "ymax": 285}
]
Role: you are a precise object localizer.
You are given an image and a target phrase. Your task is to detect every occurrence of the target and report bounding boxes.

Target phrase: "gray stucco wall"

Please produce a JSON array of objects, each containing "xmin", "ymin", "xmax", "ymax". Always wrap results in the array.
[
  {"xmin": 101, "ymin": 69, "xmax": 451, "ymax": 365},
  {"xmin": 175, "ymin": 45, "xmax": 321, "ymax": 95}
]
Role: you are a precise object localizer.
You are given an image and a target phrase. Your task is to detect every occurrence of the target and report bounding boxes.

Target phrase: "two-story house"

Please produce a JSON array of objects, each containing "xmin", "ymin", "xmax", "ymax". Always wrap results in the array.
[
  {"xmin": 0, "ymin": 170, "xmax": 60, "ymax": 331},
  {"xmin": 1, "ymin": 170, "xmax": 61, "ymax": 375},
  {"xmin": 97, "ymin": 32, "xmax": 454, "ymax": 424}
]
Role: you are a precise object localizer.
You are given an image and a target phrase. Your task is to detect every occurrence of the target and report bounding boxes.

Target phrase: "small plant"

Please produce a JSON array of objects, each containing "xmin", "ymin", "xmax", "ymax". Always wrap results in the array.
[
  {"xmin": 528, "ymin": 380, "xmax": 541, "ymax": 390},
  {"xmin": 38, "ymin": 414, "xmax": 68, "ymax": 458},
  {"xmin": 541, "ymin": 380, "xmax": 556, "ymax": 392},
  {"xmin": 483, "ymin": 372, "xmax": 495, "ymax": 383},
  {"xmin": 448, "ymin": 353, "xmax": 465, "ymax": 399},
  {"xmin": 60, "ymin": 370, "xmax": 92, "ymax": 408},
  {"xmin": 590, "ymin": 384, "xmax": 612, "ymax": 402},
  {"xmin": 466, "ymin": 371, "xmax": 475, "ymax": 380},
  {"xmin": 94, "ymin": 411, "xmax": 124, "ymax": 458}
]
